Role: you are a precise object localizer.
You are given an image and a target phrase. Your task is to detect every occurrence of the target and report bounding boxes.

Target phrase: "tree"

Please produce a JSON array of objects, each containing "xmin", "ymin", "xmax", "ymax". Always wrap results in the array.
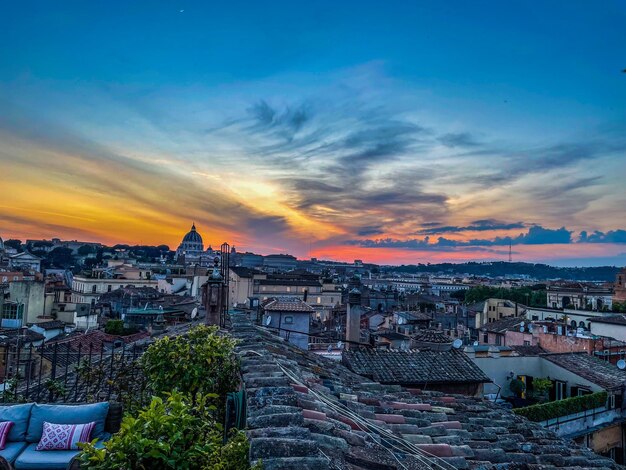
[
  {"xmin": 532, "ymin": 377, "xmax": 553, "ymax": 403},
  {"xmin": 4, "ymin": 239, "xmax": 22, "ymax": 251},
  {"xmin": 48, "ymin": 247, "xmax": 74, "ymax": 268},
  {"xmin": 78, "ymin": 244, "xmax": 95, "ymax": 256}
]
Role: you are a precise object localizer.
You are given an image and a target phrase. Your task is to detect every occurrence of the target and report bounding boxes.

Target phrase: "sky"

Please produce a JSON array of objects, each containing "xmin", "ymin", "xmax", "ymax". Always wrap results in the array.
[{"xmin": 1, "ymin": 1, "xmax": 626, "ymax": 266}]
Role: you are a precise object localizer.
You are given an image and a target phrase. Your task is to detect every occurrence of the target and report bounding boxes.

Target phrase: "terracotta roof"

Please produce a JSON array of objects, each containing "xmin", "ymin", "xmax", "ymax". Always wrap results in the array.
[
  {"xmin": 229, "ymin": 312, "xmax": 620, "ymax": 469},
  {"xmin": 482, "ymin": 315, "xmax": 525, "ymax": 333},
  {"xmin": 343, "ymin": 348, "xmax": 490, "ymax": 386},
  {"xmin": 263, "ymin": 297, "xmax": 315, "ymax": 312},
  {"xmin": 413, "ymin": 329, "xmax": 453, "ymax": 344},
  {"xmin": 588, "ymin": 314, "xmax": 626, "ymax": 325},
  {"xmin": 542, "ymin": 352, "xmax": 626, "ymax": 390},
  {"xmin": 32, "ymin": 320, "xmax": 66, "ymax": 330},
  {"xmin": 510, "ymin": 345, "xmax": 546, "ymax": 356},
  {"xmin": 0, "ymin": 328, "xmax": 45, "ymax": 345}
]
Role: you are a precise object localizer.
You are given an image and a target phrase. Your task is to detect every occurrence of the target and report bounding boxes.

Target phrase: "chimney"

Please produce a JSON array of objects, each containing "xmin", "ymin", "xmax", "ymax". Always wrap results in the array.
[{"xmin": 346, "ymin": 288, "xmax": 362, "ymax": 349}]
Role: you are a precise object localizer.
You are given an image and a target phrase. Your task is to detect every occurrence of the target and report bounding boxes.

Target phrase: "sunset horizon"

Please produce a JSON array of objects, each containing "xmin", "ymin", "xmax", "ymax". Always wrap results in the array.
[{"xmin": 2, "ymin": 1, "xmax": 625, "ymax": 267}]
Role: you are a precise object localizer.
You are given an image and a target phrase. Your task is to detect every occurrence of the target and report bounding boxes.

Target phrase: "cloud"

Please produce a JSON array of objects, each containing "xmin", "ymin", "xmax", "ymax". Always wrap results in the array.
[
  {"xmin": 416, "ymin": 219, "xmax": 525, "ymax": 235},
  {"xmin": 345, "ymin": 225, "xmax": 574, "ymax": 250},
  {"xmin": 438, "ymin": 132, "xmax": 481, "ymax": 148},
  {"xmin": 580, "ymin": 230, "xmax": 626, "ymax": 244}
]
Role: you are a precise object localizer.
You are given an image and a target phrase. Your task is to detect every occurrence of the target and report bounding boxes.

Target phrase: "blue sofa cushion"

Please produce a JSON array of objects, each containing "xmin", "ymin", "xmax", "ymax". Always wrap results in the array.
[
  {"xmin": 0, "ymin": 442, "xmax": 28, "ymax": 464},
  {"xmin": 0, "ymin": 404, "xmax": 34, "ymax": 442},
  {"xmin": 14, "ymin": 442, "xmax": 104, "ymax": 470},
  {"xmin": 26, "ymin": 403, "xmax": 109, "ymax": 443}
]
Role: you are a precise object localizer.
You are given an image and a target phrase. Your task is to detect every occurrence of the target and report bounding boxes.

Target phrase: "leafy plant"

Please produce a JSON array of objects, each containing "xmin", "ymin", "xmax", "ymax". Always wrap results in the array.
[
  {"xmin": 104, "ymin": 320, "xmax": 124, "ymax": 335},
  {"xmin": 531, "ymin": 377, "xmax": 552, "ymax": 402},
  {"xmin": 140, "ymin": 325, "xmax": 240, "ymax": 406},
  {"xmin": 509, "ymin": 378, "xmax": 526, "ymax": 397},
  {"xmin": 79, "ymin": 392, "xmax": 255, "ymax": 470},
  {"xmin": 514, "ymin": 391, "xmax": 608, "ymax": 422}
]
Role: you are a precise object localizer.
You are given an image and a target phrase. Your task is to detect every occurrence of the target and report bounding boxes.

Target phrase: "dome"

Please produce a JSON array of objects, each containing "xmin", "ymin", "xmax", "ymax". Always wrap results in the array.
[{"xmin": 182, "ymin": 223, "xmax": 203, "ymax": 244}]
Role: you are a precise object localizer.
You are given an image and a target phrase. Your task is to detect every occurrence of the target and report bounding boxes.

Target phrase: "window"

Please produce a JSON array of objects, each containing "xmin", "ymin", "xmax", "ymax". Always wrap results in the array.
[
  {"xmin": 317, "ymin": 297, "xmax": 321, "ymax": 304},
  {"xmin": 91, "ymin": 285, "xmax": 97, "ymax": 293},
  {"xmin": 107, "ymin": 285, "xmax": 112, "ymax": 292},
  {"xmin": 524, "ymin": 340, "xmax": 530, "ymax": 346},
  {"xmin": 284, "ymin": 316, "xmax": 294, "ymax": 325},
  {"xmin": 495, "ymin": 335, "xmax": 502, "ymax": 346},
  {"xmin": 286, "ymin": 287, "xmax": 291, "ymax": 292}
]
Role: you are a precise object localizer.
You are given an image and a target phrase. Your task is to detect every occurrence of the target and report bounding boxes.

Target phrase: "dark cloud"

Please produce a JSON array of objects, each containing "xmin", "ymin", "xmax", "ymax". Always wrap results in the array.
[
  {"xmin": 356, "ymin": 226, "xmax": 385, "ymax": 236},
  {"xmin": 345, "ymin": 225, "xmax": 574, "ymax": 250},
  {"xmin": 580, "ymin": 230, "xmax": 626, "ymax": 244},
  {"xmin": 416, "ymin": 219, "xmax": 525, "ymax": 235}
]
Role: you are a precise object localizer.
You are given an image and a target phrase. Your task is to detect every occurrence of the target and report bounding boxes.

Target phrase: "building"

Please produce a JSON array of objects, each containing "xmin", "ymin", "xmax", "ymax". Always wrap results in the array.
[
  {"xmin": 261, "ymin": 297, "xmax": 313, "ymax": 350},
  {"xmin": 614, "ymin": 268, "xmax": 626, "ymax": 306},
  {"xmin": 588, "ymin": 315, "xmax": 626, "ymax": 342},
  {"xmin": 7, "ymin": 280, "xmax": 46, "ymax": 326},
  {"xmin": 546, "ymin": 283, "xmax": 613, "ymax": 311},
  {"xmin": 174, "ymin": 223, "xmax": 221, "ymax": 265},
  {"xmin": 263, "ymin": 254, "xmax": 297, "ymax": 272},
  {"xmin": 228, "ymin": 267, "xmax": 266, "ymax": 306},
  {"xmin": 70, "ymin": 263, "xmax": 157, "ymax": 304},
  {"xmin": 475, "ymin": 298, "xmax": 525, "ymax": 328},
  {"xmin": 175, "ymin": 223, "xmax": 204, "ymax": 260},
  {"xmin": 8, "ymin": 252, "xmax": 42, "ymax": 273},
  {"xmin": 480, "ymin": 315, "xmax": 536, "ymax": 347},
  {"xmin": 473, "ymin": 349, "xmax": 626, "ymax": 462}
]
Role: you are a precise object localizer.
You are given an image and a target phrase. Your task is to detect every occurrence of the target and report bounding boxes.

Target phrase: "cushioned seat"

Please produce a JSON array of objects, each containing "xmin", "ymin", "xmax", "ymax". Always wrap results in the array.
[
  {"xmin": 26, "ymin": 403, "xmax": 110, "ymax": 443},
  {"xmin": 14, "ymin": 441, "xmax": 104, "ymax": 470},
  {"xmin": 0, "ymin": 442, "xmax": 28, "ymax": 464}
]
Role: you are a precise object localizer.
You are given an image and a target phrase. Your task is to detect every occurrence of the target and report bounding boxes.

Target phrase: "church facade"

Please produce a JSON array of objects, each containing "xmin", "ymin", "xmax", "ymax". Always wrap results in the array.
[{"xmin": 175, "ymin": 224, "xmax": 220, "ymax": 266}]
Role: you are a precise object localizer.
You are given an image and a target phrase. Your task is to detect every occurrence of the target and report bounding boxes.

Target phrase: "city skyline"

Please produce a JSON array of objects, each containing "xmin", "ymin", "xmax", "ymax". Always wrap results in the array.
[{"xmin": 2, "ymin": 1, "xmax": 626, "ymax": 266}]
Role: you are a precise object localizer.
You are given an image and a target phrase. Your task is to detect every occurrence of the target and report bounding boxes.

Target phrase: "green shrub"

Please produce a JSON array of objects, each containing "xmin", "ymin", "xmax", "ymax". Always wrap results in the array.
[
  {"xmin": 514, "ymin": 391, "xmax": 608, "ymax": 422},
  {"xmin": 104, "ymin": 320, "xmax": 124, "ymax": 335},
  {"xmin": 140, "ymin": 325, "xmax": 240, "ymax": 404},
  {"xmin": 79, "ymin": 392, "xmax": 256, "ymax": 469},
  {"xmin": 509, "ymin": 378, "xmax": 526, "ymax": 397}
]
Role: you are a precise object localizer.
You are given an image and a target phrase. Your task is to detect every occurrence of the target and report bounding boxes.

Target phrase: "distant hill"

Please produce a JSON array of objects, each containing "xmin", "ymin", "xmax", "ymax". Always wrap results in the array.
[{"xmin": 384, "ymin": 262, "xmax": 621, "ymax": 282}]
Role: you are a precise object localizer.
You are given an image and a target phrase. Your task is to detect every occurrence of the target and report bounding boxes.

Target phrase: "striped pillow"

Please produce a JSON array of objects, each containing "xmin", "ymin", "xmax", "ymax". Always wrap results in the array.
[
  {"xmin": 36, "ymin": 421, "xmax": 96, "ymax": 451},
  {"xmin": 0, "ymin": 421, "xmax": 13, "ymax": 450}
]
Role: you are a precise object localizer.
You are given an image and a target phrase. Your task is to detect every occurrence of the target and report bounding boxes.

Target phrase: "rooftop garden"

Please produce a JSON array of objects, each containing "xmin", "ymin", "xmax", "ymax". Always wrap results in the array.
[
  {"xmin": 513, "ymin": 391, "xmax": 608, "ymax": 422},
  {"xmin": 76, "ymin": 325, "xmax": 259, "ymax": 469}
]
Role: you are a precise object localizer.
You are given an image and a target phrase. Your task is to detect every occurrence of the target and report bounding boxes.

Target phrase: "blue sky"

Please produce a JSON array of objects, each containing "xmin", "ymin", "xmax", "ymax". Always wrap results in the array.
[{"xmin": 1, "ymin": 1, "xmax": 626, "ymax": 265}]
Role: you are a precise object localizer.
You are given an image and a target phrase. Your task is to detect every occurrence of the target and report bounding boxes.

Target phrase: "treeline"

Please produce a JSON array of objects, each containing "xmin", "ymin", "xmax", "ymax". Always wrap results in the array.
[
  {"xmin": 455, "ymin": 285, "xmax": 547, "ymax": 307},
  {"xmin": 386, "ymin": 262, "xmax": 620, "ymax": 282}
]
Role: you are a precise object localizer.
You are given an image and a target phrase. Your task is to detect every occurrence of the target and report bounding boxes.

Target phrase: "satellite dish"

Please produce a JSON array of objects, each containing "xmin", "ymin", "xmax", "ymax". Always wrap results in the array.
[
  {"xmin": 190, "ymin": 307, "xmax": 198, "ymax": 319},
  {"xmin": 473, "ymin": 341, "xmax": 479, "ymax": 347},
  {"xmin": 397, "ymin": 316, "xmax": 406, "ymax": 325},
  {"xmin": 327, "ymin": 344, "xmax": 333, "ymax": 353},
  {"xmin": 618, "ymin": 360, "xmax": 626, "ymax": 370},
  {"xmin": 528, "ymin": 324, "xmax": 533, "ymax": 332},
  {"xmin": 519, "ymin": 326, "xmax": 525, "ymax": 333},
  {"xmin": 452, "ymin": 339, "xmax": 463, "ymax": 349},
  {"xmin": 265, "ymin": 316, "xmax": 272, "ymax": 326},
  {"xmin": 520, "ymin": 321, "xmax": 525, "ymax": 327},
  {"xmin": 337, "ymin": 341, "xmax": 344, "ymax": 349}
]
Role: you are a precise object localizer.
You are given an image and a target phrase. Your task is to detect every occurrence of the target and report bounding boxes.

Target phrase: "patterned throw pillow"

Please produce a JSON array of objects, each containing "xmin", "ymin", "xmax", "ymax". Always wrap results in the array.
[
  {"xmin": 0, "ymin": 421, "xmax": 13, "ymax": 450},
  {"xmin": 36, "ymin": 421, "xmax": 96, "ymax": 451}
]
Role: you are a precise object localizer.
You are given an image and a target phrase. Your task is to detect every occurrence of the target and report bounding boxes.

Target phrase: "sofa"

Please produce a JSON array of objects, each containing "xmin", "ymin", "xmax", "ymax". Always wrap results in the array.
[{"xmin": 0, "ymin": 402, "xmax": 122, "ymax": 470}]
